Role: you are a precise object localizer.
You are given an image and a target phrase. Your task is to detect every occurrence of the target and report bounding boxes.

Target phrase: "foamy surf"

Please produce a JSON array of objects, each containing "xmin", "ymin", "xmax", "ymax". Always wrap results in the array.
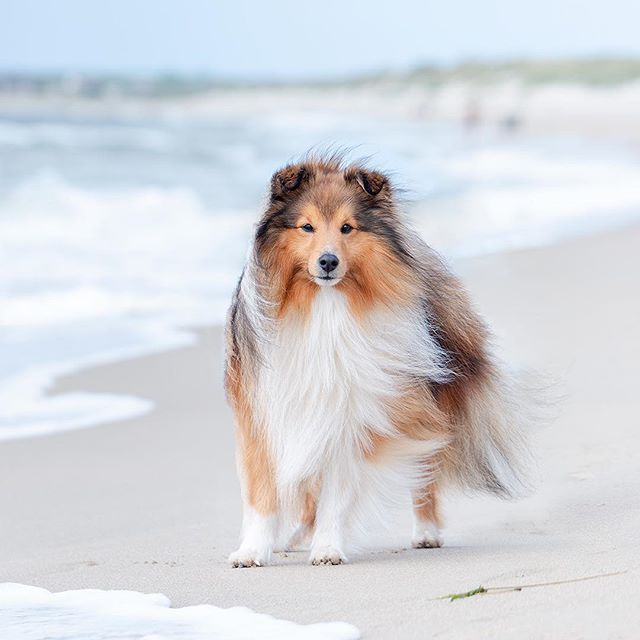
[
  {"xmin": 0, "ymin": 583, "xmax": 360, "ymax": 640},
  {"xmin": 414, "ymin": 141, "xmax": 640, "ymax": 257}
]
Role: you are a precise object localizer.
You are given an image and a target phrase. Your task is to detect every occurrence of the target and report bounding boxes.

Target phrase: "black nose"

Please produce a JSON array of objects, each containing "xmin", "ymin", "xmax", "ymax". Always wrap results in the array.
[{"xmin": 318, "ymin": 253, "xmax": 339, "ymax": 274}]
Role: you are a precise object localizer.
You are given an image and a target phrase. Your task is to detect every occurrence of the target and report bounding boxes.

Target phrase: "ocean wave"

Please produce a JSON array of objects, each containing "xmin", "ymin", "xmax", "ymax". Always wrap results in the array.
[
  {"xmin": 0, "ymin": 172, "xmax": 252, "ymax": 322},
  {"xmin": 0, "ymin": 174, "xmax": 252, "ymax": 440}
]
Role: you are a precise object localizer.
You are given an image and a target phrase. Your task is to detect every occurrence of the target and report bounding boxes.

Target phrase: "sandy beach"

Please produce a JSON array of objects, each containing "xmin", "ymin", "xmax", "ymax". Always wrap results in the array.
[{"xmin": 2, "ymin": 223, "xmax": 640, "ymax": 638}]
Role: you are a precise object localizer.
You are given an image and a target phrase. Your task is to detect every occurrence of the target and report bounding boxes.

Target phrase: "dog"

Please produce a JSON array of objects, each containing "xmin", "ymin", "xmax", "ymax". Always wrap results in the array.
[{"xmin": 224, "ymin": 153, "xmax": 529, "ymax": 567}]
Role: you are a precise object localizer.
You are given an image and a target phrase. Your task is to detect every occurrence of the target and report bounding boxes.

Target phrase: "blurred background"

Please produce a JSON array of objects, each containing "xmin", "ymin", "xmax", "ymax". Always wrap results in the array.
[{"xmin": 2, "ymin": 0, "xmax": 640, "ymax": 439}]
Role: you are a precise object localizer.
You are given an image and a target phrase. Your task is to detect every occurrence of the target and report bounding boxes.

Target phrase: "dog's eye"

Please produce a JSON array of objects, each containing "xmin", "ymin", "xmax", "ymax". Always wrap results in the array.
[
  {"xmin": 340, "ymin": 223, "xmax": 353, "ymax": 234},
  {"xmin": 301, "ymin": 223, "xmax": 314, "ymax": 233}
]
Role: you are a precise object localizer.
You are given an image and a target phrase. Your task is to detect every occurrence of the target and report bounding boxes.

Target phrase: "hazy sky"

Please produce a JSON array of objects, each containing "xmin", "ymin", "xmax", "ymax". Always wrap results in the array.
[{"xmin": 2, "ymin": 0, "xmax": 640, "ymax": 79}]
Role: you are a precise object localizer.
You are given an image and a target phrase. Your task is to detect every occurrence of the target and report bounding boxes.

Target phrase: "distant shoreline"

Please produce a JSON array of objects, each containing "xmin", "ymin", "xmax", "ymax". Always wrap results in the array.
[{"xmin": 3, "ymin": 57, "xmax": 640, "ymax": 95}]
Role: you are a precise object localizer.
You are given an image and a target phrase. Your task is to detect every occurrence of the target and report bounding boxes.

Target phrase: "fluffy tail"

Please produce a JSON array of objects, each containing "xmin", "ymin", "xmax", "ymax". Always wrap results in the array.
[{"xmin": 442, "ymin": 367, "xmax": 539, "ymax": 498}]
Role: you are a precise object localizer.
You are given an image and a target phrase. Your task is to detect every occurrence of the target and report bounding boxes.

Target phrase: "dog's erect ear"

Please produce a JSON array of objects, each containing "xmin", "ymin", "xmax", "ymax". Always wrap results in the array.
[
  {"xmin": 270, "ymin": 164, "xmax": 308, "ymax": 199},
  {"xmin": 345, "ymin": 168, "xmax": 389, "ymax": 197}
]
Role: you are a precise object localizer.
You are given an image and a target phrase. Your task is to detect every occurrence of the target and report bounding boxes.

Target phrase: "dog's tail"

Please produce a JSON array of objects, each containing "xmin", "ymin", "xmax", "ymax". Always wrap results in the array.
[{"xmin": 441, "ymin": 366, "xmax": 540, "ymax": 498}]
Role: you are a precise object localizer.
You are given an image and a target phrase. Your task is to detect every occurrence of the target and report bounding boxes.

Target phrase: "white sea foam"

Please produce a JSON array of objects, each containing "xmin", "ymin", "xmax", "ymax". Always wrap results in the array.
[
  {"xmin": 0, "ymin": 320, "xmax": 195, "ymax": 441},
  {"xmin": 0, "ymin": 583, "xmax": 360, "ymax": 640}
]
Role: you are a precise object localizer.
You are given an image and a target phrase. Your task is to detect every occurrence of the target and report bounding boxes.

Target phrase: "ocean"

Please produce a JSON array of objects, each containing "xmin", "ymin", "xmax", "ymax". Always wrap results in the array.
[{"xmin": 2, "ymin": 95, "xmax": 640, "ymax": 439}]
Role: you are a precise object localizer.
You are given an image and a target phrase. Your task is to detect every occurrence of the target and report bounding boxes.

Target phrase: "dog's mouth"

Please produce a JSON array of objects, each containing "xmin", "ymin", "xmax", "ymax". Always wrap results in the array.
[{"xmin": 310, "ymin": 272, "xmax": 341, "ymax": 286}]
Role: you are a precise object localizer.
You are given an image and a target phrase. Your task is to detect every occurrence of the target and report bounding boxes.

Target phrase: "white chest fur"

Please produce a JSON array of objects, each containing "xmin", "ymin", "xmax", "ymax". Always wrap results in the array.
[{"xmin": 255, "ymin": 288, "xmax": 447, "ymax": 492}]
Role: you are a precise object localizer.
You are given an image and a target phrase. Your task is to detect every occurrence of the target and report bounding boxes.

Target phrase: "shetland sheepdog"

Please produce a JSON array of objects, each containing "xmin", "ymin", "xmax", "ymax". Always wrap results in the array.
[{"xmin": 224, "ymin": 153, "xmax": 529, "ymax": 567}]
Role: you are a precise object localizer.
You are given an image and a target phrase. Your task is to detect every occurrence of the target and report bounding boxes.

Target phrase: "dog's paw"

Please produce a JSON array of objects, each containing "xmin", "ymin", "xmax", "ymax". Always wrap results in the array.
[
  {"xmin": 309, "ymin": 546, "xmax": 348, "ymax": 565},
  {"xmin": 228, "ymin": 547, "xmax": 270, "ymax": 568},
  {"xmin": 411, "ymin": 523, "xmax": 443, "ymax": 549}
]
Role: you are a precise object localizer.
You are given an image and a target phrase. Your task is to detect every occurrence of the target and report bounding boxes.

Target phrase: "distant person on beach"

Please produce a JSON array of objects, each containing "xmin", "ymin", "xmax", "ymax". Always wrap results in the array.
[
  {"xmin": 500, "ymin": 112, "xmax": 522, "ymax": 133},
  {"xmin": 463, "ymin": 97, "xmax": 481, "ymax": 129}
]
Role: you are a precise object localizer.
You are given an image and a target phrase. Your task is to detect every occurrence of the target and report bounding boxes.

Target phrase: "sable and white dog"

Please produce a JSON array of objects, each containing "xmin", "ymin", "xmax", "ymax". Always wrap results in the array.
[{"xmin": 224, "ymin": 154, "xmax": 529, "ymax": 567}]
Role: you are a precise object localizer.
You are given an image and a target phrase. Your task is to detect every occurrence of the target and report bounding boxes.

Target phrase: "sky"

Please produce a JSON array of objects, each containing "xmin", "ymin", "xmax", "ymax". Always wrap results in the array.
[{"xmin": 2, "ymin": 0, "xmax": 640, "ymax": 80}]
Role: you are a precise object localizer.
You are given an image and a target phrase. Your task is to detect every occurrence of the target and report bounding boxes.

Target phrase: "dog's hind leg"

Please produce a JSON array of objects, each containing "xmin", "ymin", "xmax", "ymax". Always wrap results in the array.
[
  {"xmin": 284, "ymin": 491, "xmax": 316, "ymax": 551},
  {"xmin": 411, "ymin": 481, "xmax": 443, "ymax": 549}
]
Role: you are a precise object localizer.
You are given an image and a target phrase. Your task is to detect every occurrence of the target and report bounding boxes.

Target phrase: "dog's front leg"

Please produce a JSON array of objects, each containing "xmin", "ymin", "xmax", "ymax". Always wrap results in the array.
[
  {"xmin": 309, "ymin": 463, "xmax": 353, "ymax": 565},
  {"xmin": 229, "ymin": 503, "xmax": 278, "ymax": 568},
  {"xmin": 228, "ymin": 426, "xmax": 278, "ymax": 567}
]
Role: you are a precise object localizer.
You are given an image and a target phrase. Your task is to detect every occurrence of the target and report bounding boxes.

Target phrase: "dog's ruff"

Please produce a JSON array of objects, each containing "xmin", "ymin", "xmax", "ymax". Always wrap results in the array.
[{"xmin": 259, "ymin": 287, "xmax": 448, "ymax": 489}]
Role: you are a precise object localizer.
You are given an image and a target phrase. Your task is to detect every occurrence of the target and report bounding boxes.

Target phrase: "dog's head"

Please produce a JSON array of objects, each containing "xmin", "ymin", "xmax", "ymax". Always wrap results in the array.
[{"xmin": 255, "ymin": 156, "xmax": 411, "ymax": 307}]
